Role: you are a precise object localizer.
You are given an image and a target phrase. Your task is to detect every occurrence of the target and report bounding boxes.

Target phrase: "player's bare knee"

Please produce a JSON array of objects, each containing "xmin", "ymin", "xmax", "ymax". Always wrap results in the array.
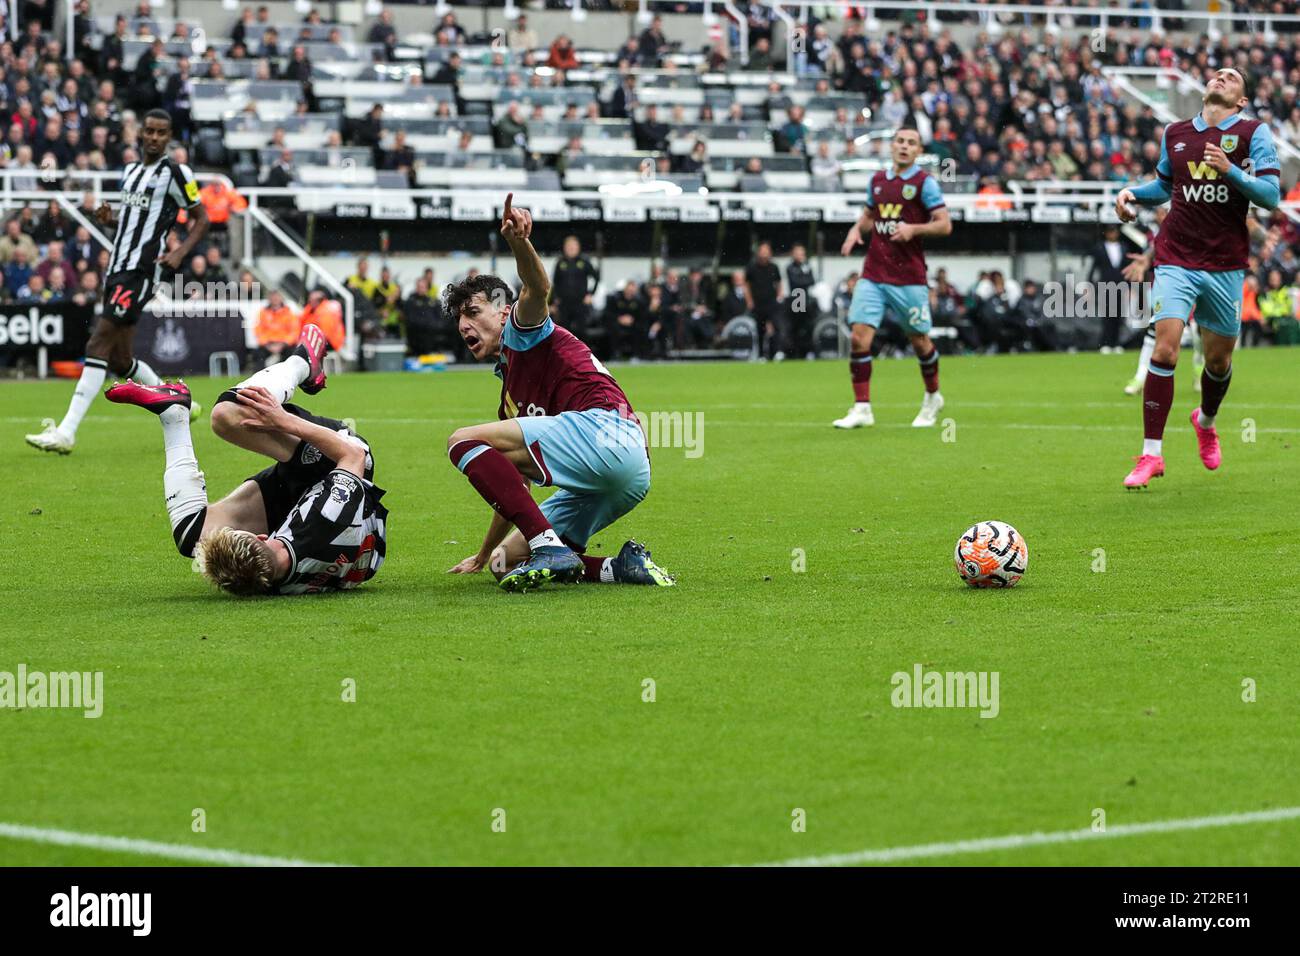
[
  {"xmin": 210, "ymin": 401, "xmax": 241, "ymax": 439},
  {"xmin": 447, "ymin": 426, "xmax": 475, "ymax": 452},
  {"xmin": 1206, "ymin": 355, "xmax": 1232, "ymax": 377}
]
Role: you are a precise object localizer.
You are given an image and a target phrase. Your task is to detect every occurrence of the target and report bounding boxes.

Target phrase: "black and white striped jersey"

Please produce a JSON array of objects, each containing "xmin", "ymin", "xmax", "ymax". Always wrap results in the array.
[
  {"xmin": 106, "ymin": 157, "xmax": 201, "ymax": 276},
  {"xmin": 270, "ymin": 469, "xmax": 388, "ymax": 595}
]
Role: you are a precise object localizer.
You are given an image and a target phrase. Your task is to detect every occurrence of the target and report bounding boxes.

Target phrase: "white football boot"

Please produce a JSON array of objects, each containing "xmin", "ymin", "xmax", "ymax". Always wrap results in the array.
[
  {"xmin": 832, "ymin": 403, "xmax": 874, "ymax": 428},
  {"xmin": 911, "ymin": 391, "xmax": 944, "ymax": 427},
  {"xmin": 25, "ymin": 418, "xmax": 75, "ymax": 454}
]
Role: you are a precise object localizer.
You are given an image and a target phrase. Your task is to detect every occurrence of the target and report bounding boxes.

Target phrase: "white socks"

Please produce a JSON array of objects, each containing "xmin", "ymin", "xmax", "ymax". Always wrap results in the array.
[
  {"xmin": 1143, "ymin": 438, "xmax": 1162, "ymax": 457},
  {"xmin": 128, "ymin": 358, "xmax": 161, "ymax": 386},
  {"xmin": 855, "ymin": 401, "xmax": 871, "ymax": 411},
  {"xmin": 598, "ymin": 558, "xmax": 615, "ymax": 583},
  {"xmin": 161, "ymin": 405, "xmax": 208, "ymax": 537},
  {"xmin": 1199, "ymin": 411, "xmax": 1216, "ymax": 430},
  {"xmin": 235, "ymin": 355, "xmax": 308, "ymax": 404},
  {"xmin": 57, "ymin": 357, "xmax": 108, "ymax": 438},
  {"xmin": 528, "ymin": 529, "xmax": 563, "ymax": 551},
  {"xmin": 1135, "ymin": 332, "xmax": 1155, "ymax": 383}
]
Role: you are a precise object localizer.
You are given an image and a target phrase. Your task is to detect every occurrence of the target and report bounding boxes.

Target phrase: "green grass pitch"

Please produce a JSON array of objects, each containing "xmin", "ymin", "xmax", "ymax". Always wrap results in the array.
[{"xmin": 3, "ymin": 350, "xmax": 1299, "ymax": 866}]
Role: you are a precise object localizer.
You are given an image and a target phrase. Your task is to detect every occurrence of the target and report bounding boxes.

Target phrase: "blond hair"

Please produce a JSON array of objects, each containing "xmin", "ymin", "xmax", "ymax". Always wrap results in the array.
[{"xmin": 195, "ymin": 527, "xmax": 275, "ymax": 595}]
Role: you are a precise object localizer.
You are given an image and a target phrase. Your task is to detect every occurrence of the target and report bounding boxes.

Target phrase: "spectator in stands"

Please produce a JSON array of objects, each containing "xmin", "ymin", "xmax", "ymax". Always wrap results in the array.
[
  {"xmin": 1259, "ymin": 269, "xmax": 1298, "ymax": 345},
  {"xmin": 743, "ymin": 242, "xmax": 783, "ymax": 359},
  {"xmin": 230, "ymin": 6, "xmax": 255, "ymax": 45},
  {"xmin": 675, "ymin": 139, "xmax": 707, "ymax": 174},
  {"xmin": 607, "ymin": 71, "xmax": 637, "ymax": 120},
  {"xmin": 508, "ymin": 14, "xmax": 538, "ymax": 52},
  {"xmin": 720, "ymin": 269, "xmax": 750, "ymax": 326},
  {"xmin": 18, "ymin": 273, "xmax": 50, "ymax": 302},
  {"xmin": 352, "ymin": 103, "xmax": 384, "ymax": 164},
  {"xmin": 809, "ymin": 140, "xmax": 841, "ymax": 191},
  {"xmin": 0, "ymin": 218, "xmax": 38, "ymax": 265},
  {"xmin": 493, "ymin": 102, "xmax": 528, "ymax": 151},
  {"xmin": 199, "ymin": 178, "xmax": 248, "ymax": 237},
  {"xmin": 1088, "ymin": 224, "xmax": 1140, "ymax": 354},
  {"xmin": 376, "ymin": 266, "xmax": 402, "ymax": 337},
  {"xmin": 777, "ymin": 105, "xmax": 810, "ymax": 154},
  {"xmin": 66, "ymin": 226, "xmax": 95, "ymax": 271},
  {"xmin": 250, "ymin": 290, "xmax": 299, "ymax": 369},
  {"xmin": 403, "ymin": 276, "xmax": 454, "ymax": 358},
  {"xmin": 36, "ymin": 242, "xmax": 76, "ymax": 291},
  {"xmin": 638, "ymin": 15, "xmax": 670, "ymax": 67},
  {"xmin": 785, "ymin": 244, "xmax": 817, "ymax": 359},
  {"xmin": 383, "ymin": 129, "xmax": 416, "ymax": 186},
  {"xmin": 346, "ymin": 257, "xmax": 379, "ymax": 305},
  {"xmin": 605, "ymin": 279, "xmax": 645, "ymax": 361},
  {"xmin": 547, "ymin": 35, "xmax": 581, "ymax": 71},
  {"xmin": 33, "ymin": 201, "xmax": 72, "ymax": 245},
  {"xmin": 644, "ymin": 283, "xmax": 671, "ymax": 358},
  {"xmin": 1007, "ymin": 279, "xmax": 1060, "ymax": 353},
  {"xmin": 203, "ymin": 246, "xmax": 229, "ymax": 285},
  {"xmin": 45, "ymin": 268, "xmax": 69, "ymax": 303},
  {"xmin": 367, "ymin": 9, "xmax": 397, "ymax": 48},
  {"xmin": 677, "ymin": 266, "xmax": 715, "ymax": 347},
  {"xmin": 284, "ymin": 45, "xmax": 313, "ymax": 85},
  {"xmin": 633, "ymin": 105, "xmax": 669, "ymax": 153},
  {"xmin": 164, "ymin": 57, "xmax": 195, "ymax": 142},
  {"xmin": 71, "ymin": 269, "xmax": 99, "ymax": 307},
  {"xmin": 551, "ymin": 235, "xmax": 599, "ymax": 334},
  {"xmin": 300, "ymin": 288, "xmax": 346, "ymax": 353},
  {"xmin": 974, "ymin": 271, "xmax": 1014, "ymax": 354},
  {"xmin": 747, "ymin": 37, "xmax": 774, "ymax": 73},
  {"xmin": 1240, "ymin": 274, "xmax": 1266, "ymax": 349},
  {"xmin": 435, "ymin": 12, "xmax": 465, "ymax": 45}
]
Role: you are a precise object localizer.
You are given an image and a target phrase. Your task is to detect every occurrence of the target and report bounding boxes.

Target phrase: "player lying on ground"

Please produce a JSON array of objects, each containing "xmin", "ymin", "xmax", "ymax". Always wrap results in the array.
[
  {"xmin": 445, "ymin": 193, "xmax": 674, "ymax": 592},
  {"xmin": 1115, "ymin": 67, "xmax": 1280, "ymax": 489},
  {"xmin": 27, "ymin": 108, "xmax": 209, "ymax": 455},
  {"xmin": 105, "ymin": 326, "xmax": 388, "ymax": 595},
  {"xmin": 834, "ymin": 124, "xmax": 952, "ymax": 430}
]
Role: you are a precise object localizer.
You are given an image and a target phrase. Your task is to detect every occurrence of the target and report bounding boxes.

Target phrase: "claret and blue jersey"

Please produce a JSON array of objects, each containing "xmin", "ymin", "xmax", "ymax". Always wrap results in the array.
[
  {"xmin": 849, "ymin": 164, "xmax": 946, "ymax": 332},
  {"xmin": 1132, "ymin": 111, "xmax": 1280, "ymax": 337}
]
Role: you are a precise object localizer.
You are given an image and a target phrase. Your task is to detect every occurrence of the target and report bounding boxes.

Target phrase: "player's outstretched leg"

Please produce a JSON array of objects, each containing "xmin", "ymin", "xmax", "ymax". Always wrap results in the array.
[
  {"xmin": 910, "ymin": 334, "xmax": 943, "ymax": 427},
  {"xmin": 105, "ymin": 380, "xmax": 210, "ymax": 556},
  {"xmin": 1125, "ymin": 326, "xmax": 1156, "ymax": 395},
  {"xmin": 607, "ymin": 539, "xmax": 675, "ymax": 586}
]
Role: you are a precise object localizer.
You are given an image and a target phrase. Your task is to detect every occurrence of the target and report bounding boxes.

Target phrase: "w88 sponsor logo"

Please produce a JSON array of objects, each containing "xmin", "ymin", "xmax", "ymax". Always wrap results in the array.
[{"xmin": 1182, "ymin": 183, "xmax": 1232, "ymax": 203}]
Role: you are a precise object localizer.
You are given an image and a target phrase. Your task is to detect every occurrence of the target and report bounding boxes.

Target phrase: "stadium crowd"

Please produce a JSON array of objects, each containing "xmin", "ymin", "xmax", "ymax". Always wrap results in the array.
[{"xmin": 3, "ymin": 1, "xmax": 1300, "ymax": 366}]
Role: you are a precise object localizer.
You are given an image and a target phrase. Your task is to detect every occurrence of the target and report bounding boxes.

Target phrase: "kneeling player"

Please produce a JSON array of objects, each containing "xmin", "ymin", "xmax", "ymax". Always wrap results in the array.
[
  {"xmin": 446, "ymin": 194, "xmax": 674, "ymax": 592},
  {"xmin": 106, "ymin": 326, "xmax": 388, "ymax": 595}
]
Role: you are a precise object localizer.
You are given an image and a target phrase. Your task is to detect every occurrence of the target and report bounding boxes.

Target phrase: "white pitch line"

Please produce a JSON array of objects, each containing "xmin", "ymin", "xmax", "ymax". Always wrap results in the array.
[
  {"xmin": 754, "ymin": 806, "xmax": 1300, "ymax": 867},
  {"xmin": 0, "ymin": 822, "xmax": 344, "ymax": 867}
]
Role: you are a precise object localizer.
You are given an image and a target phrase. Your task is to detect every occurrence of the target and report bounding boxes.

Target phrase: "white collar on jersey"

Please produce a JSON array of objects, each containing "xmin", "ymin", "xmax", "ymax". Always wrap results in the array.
[
  {"xmin": 1192, "ymin": 111, "xmax": 1242, "ymax": 132},
  {"xmin": 886, "ymin": 164, "xmax": 922, "ymax": 180}
]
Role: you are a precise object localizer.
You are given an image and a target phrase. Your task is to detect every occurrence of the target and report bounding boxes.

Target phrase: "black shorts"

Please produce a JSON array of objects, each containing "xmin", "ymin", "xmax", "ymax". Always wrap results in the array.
[
  {"xmin": 103, "ymin": 270, "xmax": 156, "ymax": 326},
  {"xmin": 216, "ymin": 391, "xmax": 375, "ymax": 529}
]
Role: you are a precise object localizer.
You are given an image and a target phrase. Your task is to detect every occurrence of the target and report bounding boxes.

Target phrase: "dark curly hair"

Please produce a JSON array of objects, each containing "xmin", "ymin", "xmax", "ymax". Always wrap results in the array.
[{"xmin": 442, "ymin": 273, "xmax": 515, "ymax": 322}]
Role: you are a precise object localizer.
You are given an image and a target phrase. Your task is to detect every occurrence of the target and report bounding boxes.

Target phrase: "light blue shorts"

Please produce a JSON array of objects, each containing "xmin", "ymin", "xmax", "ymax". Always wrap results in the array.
[
  {"xmin": 1151, "ymin": 265, "xmax": 1245, "ymax": 338},
  {"xmin": 515, "ymin": 408, "xmax": 651, "ymax": 550},
  {"xmin": 847, "ymin": 279, "xmax": 932, "ymax": 334}
]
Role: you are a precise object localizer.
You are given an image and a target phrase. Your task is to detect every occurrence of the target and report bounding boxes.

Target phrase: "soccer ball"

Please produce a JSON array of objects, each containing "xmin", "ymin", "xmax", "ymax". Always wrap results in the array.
[{"xmin": 954, "ymin": 521, "xmax": 1028, "ymax": 588}]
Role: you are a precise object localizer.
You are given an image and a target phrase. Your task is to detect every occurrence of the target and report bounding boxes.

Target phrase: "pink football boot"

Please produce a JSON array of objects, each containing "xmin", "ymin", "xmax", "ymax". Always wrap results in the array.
[
  {"xmin": 1190, "ymin": 408, "xmax": 1222, "ymax": 471},
  {"xmin": 1123, "ymin": 454, "xmax": 1165, "ymax": 489}
]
